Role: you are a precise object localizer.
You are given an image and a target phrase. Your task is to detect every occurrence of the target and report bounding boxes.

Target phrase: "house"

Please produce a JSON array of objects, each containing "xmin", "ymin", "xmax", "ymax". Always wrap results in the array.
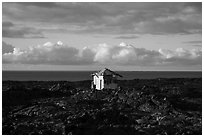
[{"xmin": 91, "ymin": 68, "xmax": 122, "ymax": 90}]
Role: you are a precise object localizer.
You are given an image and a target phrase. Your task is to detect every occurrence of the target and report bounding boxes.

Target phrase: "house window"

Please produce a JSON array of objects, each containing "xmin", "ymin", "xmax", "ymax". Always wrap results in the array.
[
  {"xmin": 100, "ymin": 80, "xmax": 102, "ymax": 89},
  {"xmin": 106, "ymin": 79, "xmax": 111, "ymax": 85},
  {"xmin": 112, "ymin": 79, "xmax": 117, "ymax": 83},
  {"xmin": 104, "ymin": 79, "xmax": 107, "ymax": 84},
  {"xmin": 104, "ymin": 75, "xmax": 118, "ymax": 85}
]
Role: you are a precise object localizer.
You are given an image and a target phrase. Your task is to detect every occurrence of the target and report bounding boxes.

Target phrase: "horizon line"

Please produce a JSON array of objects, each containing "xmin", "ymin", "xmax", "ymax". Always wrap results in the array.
[{"xmin": 2, "ymin": 70, "xmax": 202, "ymax": 72}]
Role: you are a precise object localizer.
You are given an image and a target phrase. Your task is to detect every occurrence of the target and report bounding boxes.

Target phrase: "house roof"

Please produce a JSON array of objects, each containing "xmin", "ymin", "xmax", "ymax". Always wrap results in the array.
[{"xmin": 92, "ymin": 68, "xmax": 123, "ymax": 77}]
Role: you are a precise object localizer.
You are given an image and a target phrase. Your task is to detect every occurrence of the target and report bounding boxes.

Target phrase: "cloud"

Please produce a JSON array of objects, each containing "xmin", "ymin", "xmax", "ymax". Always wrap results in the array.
[
  {"xmin": 159, "ymin": 48, "xmax": 202, "ymax": 66},
  {"xmin": 3, "ymin": 41, "xmax": 202, "ymax": 68},
  {"xmin": 92, "ymin": 43, "xmax": 162, "ymax": 66},
  {"xmin": 2, "ymin": 41, "xmax": 15, "ymax": 54},
  {"xmin": 183, "ymin": 40, "xmax": 202, "ymax": 44},
  {"xmin": 3, "ymin": 41, "xmax": 94, "ymax": 65},
  {"xmin": 114, "ymin": 35, "xmax": 139, "ymax": 39},
  {"xmin": 134, "ymin": 14, "xmax": 201, "ymax": 35},
  {"xmin": 2, "ymin": 21, "xmax": 14, "ymax": 27},
  {"xmin": 15, "ymin": 2, "xmax": 59, "ymax": 8},
  {"xmin": 190, "ymin": 45, "xmax": 202, "ymax": 47},
  {"xmin": 183, "ymin": 40, "xmax": 202, "ymax": 48},
  {"xmin": 2, "ymin": 2, "xmax": 202, "ymax": 35},
  {"xmin": 2, "ymin": 21, "xmax": 45, "ymax": 38}
]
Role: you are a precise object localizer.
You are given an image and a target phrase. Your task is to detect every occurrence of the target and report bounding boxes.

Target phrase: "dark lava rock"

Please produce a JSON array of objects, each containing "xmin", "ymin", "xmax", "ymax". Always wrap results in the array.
[{"xmin": 2, "ymin": 78, "xmax": 202, "ymax": 135}]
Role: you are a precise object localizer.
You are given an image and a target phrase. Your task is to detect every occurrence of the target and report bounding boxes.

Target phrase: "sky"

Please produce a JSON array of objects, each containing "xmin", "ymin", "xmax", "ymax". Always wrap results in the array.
[{"xmin": 2, "ymin": 2, "xmax": 202, "ymax": 71}]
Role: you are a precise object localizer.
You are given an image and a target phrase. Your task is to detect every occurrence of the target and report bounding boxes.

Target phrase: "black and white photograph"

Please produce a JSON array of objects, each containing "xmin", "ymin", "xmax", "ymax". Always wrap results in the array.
[{"xmin": 2, "ymin": 1, "xmax": 202, "ymax": 135}]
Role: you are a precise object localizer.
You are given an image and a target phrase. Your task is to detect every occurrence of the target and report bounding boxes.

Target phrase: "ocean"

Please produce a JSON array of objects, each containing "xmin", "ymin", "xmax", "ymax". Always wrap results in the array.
[{"xmin": 2, "ymin": 71, "xmax": 202, "ymax": 81}]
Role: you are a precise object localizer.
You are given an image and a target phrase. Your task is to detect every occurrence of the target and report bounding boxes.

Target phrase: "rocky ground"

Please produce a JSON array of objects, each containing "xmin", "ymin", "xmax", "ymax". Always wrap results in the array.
[{"xmin": 2, "ymin": 78, "xmax": 202, "ymax": 135}]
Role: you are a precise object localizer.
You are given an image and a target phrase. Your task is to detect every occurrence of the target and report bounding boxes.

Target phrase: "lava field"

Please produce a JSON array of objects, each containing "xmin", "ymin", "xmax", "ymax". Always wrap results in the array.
[{"xmin": 2, "ymin": 78, "xmax": 202, "ymax": 135}]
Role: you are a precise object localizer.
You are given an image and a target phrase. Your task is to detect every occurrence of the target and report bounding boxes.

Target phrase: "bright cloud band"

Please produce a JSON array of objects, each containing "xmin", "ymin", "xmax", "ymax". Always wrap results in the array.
[{"xmin": 3, "ymin": 41, "xmax": 202, "ymax": 67}]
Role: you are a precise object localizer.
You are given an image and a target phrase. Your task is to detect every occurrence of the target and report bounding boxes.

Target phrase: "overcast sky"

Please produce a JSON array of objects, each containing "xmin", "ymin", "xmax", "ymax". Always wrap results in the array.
[{"xmin": 2, "ymin": 2, "xmax": 202, "ymax": 71}]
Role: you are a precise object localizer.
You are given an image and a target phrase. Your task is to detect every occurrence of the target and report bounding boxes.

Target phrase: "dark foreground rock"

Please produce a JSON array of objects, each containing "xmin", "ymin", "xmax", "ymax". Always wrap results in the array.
[{"xmin": 2, "ymin": 78, "xmax": 202, "ymax": 135}]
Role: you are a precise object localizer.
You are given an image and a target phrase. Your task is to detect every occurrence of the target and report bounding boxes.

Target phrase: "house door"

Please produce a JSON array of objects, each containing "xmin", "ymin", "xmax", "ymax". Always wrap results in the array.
[{"xmin": 100, "ymin": 80, "xmax": 102, "ymax": 89}]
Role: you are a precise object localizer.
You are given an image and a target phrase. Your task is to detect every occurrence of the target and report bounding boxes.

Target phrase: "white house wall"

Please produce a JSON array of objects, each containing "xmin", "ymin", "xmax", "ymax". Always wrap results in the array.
[
  {"xmin": 94, "ymin": 76, "xmax": 119, "ymax": 90},
  {"xmin": 93, "ymin": 76, "xmax": 97, "ymax": 85},
  {"xmin": 94, "ymin": 76, "xmax": 104, "ymax": 90}
]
